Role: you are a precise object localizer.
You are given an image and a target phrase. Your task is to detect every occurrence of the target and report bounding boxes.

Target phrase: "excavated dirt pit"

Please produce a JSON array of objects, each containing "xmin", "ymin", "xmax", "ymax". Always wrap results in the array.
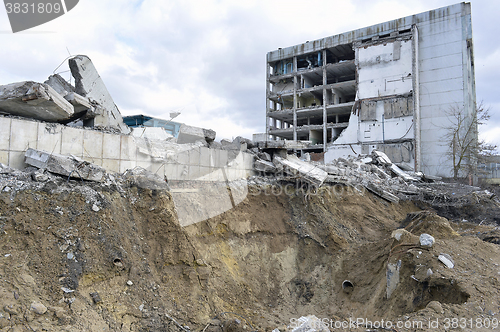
[{"xmin": 0, "ymin": 176, "xmax": 499, "ymax": 332}]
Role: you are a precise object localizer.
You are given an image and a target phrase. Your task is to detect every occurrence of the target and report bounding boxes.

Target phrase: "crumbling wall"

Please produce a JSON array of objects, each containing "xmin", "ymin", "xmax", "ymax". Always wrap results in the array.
[{"xmin": 0, "ymin": 116, "xmax": 254, "ymax": 181}]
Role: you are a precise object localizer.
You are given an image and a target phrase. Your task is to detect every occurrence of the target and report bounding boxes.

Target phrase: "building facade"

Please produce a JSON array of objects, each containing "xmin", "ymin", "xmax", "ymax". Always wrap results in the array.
[{"xmin": 265, "ymin": 2, "xmax": 476, "ymax": 177}]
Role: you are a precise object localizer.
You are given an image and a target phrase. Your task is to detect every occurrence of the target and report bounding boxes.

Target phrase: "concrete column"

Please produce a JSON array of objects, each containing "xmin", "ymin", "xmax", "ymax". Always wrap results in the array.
[
  {"xmin": 412, "ymin": 25, "xmax": 421, "ymax": 172},
  {"xmin": 266, "ymin": 57, "xmax": 271, "ymax": 141},
  {"xmin": 322, "ymin": 49, "xmax": 328, "ymax": 152},
  {"xmin": 293, "ymin": 56, "xmax": 298, "ymax": 141}
]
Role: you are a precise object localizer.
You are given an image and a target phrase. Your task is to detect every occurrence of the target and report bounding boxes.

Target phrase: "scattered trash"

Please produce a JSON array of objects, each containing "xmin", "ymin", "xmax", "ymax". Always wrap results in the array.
[
  {"xmin": 438, "ymin": 254, "xmax": 455, "ymax": 269},
  {"xmin": 61, "ymin": 287, "xmax": 74, "ymax": 293}
]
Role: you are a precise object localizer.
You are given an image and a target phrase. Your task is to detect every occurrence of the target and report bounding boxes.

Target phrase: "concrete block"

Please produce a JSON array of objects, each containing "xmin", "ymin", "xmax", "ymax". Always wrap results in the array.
[
  {"xmin": 25, "ymin": 148, "xmax": 105, "ymax": 181},
  {"xmin": 208, "ymin": 149, "xmax": 218, "ymax": 168},
  {"xmin": 0, "ymin": 81, "xmax": 74, "ymax": 121},
  {"xmin": 0, "ymin": 151, "xmax": 9, "ymax": 165},
  {"xmin": 275, "ymin": 155, "xmax": 328, "ymax": 186},
  {"xmin": 83, "ymin": 130, "xmax": 104, "ymax": 160},
  {"xmin": 69, "ymin": 55, "xmax": 130, "ymax": 134},
  {"xmin": 188, "ymin": 165, "xmax": 201, "ymax": 180},
  {"xmin": 200, "ymin": 147, "xmax": 210, "ymax": 166},
  {"xmin": 44, "ymin": 74, "xmax": 75, "ymax": 97},
  {"xmin": 131, "ymin": 127, "xmax": 173, "ymax": 140},
  {"xmin": 64, "ymin": 92, "xmax": 92, "ymax": 113},
  {"xmin": 176, "ymin": 151, "xmax": 190, "ymax": 165},
  {"xmin": 101, "ymin": 159, "xmax": 120, "ymax": 173},
  {"xmin": 102, "ymin": 133, "xmax": 121, "ymax": 159},
  {"xmin": 189, "ymin": 147, "xmax": 201, "ymax": 165},
  {"xmin": 37, "ymin": 123, "xmax": 62, "ymax": 154},
  {"xmin": 120, "ymin": 135, "xmax": 136, "ymax": 161},
  {"xmin": 10, "ymin": 119, "xmax": 38, "ymax": 151},
  {"xmin": 254, "ymin": 159, "xmax": 277, "ymax": 172},
  {"xmin": 61, "ymin": 127, "xmax": 84, "ymax": 157},
  {"xmin": 9, "ymin": 151, "xmax": 25, "ymax": 169},
  {"xmin": 177, "ymin": 124, "xmax": 215, "ymax": 144},
  {"xmin": 198, "ymin": 166, "xmax": 212, "ymax": 180},
  {"xmin": 0, "ymin": 117, "xmax": 11, "ymax": 150},
  {"xmin": 218, "ymin": 150, "xmax": 228, "ymax": 168}
]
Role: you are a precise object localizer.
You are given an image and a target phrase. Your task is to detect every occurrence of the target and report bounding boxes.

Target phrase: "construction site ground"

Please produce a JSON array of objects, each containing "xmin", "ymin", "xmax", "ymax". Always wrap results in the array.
[{"xmin": 0, "ymin": 167, "xmax": 500, "ymax": 332}]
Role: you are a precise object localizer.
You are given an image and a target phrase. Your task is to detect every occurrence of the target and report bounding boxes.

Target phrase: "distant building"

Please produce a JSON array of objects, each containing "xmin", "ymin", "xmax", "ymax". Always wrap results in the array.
[
  {"xmin": 123, "ymin": 114, "xmax": 182, "ymax": 138},
  {"xmin": 478, "ymin": 155, "xmax": 500, "ymax": 185},
  {"xmin": 265, "ymin": 2, "xmax": 476, "ymax": 177}
]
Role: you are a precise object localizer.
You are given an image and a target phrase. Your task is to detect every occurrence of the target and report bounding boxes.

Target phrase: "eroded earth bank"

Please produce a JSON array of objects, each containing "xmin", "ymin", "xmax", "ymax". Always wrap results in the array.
[{"xmin": 0, "ymin": 169, "xmax": 500, "ymax": 332}]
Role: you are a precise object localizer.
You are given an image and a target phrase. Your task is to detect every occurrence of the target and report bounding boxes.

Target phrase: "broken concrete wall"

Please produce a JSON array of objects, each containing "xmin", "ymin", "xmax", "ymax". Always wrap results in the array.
[
  {"xmin": 0, "ymin": 81, "xmax": 74, "ymax": 121},
  {"xmin": 0, "ymin": 116, "xmax": 254, "ymax": 181},
  {"xmin": 44, "ymin": 74, "xmax": 75, "ymax": 97},
  {"xmin": 69, "ymin": 55, "xmax": 130, "ymax": 134},
  {"xmin": 356, "ymin": 39, "xmax": 413, "ymax": 99},
  {"xmin": 177, "ymin": 124, "xmax": 216, "ymax": 144}
]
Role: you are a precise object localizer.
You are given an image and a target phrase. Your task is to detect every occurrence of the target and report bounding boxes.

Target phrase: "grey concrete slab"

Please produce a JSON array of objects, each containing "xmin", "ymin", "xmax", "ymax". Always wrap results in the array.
[
  {"xmin": 0, "ymin": 81, "xmax": 74, "ymax": 122},
  {"xmin": 69, "ymin": 55, "xmax": 130, "ymax": 134}
]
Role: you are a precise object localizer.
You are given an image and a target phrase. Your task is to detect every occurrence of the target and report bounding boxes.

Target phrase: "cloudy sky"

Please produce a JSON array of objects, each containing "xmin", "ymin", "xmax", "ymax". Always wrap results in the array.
[{"xmin": 1, "ymin": 0, "xmax": 499, "ymax": 146}]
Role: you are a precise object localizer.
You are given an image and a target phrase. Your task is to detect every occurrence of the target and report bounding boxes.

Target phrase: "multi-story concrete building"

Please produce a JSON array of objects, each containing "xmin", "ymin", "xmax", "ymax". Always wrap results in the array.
[{"xmin": 265, "ymin": 2, "xmax": 476, "ymax": 177}]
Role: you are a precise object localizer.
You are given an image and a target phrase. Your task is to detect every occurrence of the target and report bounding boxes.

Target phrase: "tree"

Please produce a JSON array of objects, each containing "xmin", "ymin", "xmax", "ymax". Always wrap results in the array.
[{"xmin": 442, "ymin": 102, "xmax": 497, "ymax": 180}]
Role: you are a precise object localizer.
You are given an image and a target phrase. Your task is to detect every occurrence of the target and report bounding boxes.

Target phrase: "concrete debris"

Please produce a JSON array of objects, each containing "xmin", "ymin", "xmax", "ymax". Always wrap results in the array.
[
  {"xmin": 386, "ymin": 260, "xmax": 401, "ymax": 299},
  {"xmin": 122, "ymin": 167, "xmax": 169, "ymax": 190},
  {"xmin": 254, "ymin": 159, "xmax": 277, "ymax": 173},
  {"xmin": 69, "ymin": 55, "xmax": 130, "ymax": 134},
  {"xmin": 365, "ymin": 182, "xmax": 399, "ymax": 203},
  {"xmin": 30, "ymin": 302, "xmax": 47, "ymax": 315},
  {"xmin": 131, "ymin": 127, "xmax": 174, "ymax": 141},
  {"xmin": 419, "ymin": 233, "xmax": 435, "ymax": 247},
  {"xmin": 64, "ymin": 92, "xmax": 93, "ymax": 113},
  {"xmin": 274, "ymin": 155, "xmax": 328, "ymax": 187},
  {"xmin": 391, "ymin": 229, "xmax": 415, "ymax": 242},
  {"xmin": 0, "ymin": 81, "xmax": 74, "ymax": 121},
  {"xmin": 372, "ymin": 150, "xmax": 392, "ymax": 165},
  {"xmin": 233, "ymin": 136, "xmax": 255, "ymax": 149},
  {"xmin": 25, "ymin": 148, "xmax": 105, "ymax": 182},
  {"xmin": 248, "ymin": 143, "xmax": 460, "ymax": 205},
  {"xmin": 389, "ymin": 163, "xmax": 419, "ymax": 182},
  {"xmin": 257, "ymin": 140, "xmax": 311, "ymax": 149},
  {"xmin": 438, "ymin": 254, "xmax": 454, "ymax": 269},
  {"xmin": 45, "ymin": 74, "xmax": 75, "ymax": 97},
  {"xmin": 31, "ymin": 169, "xmax": 49, "ymax": 182},
  {"xmin": 177, "ymin": 124, "xmax": 216, "ymax": 144}
]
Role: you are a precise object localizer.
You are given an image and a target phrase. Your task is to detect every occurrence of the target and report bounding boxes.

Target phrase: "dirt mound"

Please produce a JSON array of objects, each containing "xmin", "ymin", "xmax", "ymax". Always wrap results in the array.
[{"xmin": 0, "ymin": 173, "xmax": 499, "ymax": 332}]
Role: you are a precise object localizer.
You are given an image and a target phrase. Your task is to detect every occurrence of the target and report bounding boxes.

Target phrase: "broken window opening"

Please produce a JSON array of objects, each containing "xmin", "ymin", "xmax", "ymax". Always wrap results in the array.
[
  {"xmin": 325, "ymin": 43, "xmax": 354, "ymax": 64},
  {"xmin": 297, "ymin": 52, "xmax": 322, "ymax": 71}
]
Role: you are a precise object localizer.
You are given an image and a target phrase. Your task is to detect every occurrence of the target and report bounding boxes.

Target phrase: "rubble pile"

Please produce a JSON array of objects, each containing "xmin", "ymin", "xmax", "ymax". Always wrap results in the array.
[{"xmin": 249, "ymin": 148, "xmax": 500, "ymax": 224}]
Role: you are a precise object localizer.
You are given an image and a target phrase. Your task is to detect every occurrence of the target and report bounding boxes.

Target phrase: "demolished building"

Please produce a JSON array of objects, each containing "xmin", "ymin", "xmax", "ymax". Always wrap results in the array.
[
  {"xmin": 0, "ymin": 55, "xmax": 255, "ymax": 227},
  {"xmin": 265, "ymin": 2, "xmax": 476, "ymax": 178}
]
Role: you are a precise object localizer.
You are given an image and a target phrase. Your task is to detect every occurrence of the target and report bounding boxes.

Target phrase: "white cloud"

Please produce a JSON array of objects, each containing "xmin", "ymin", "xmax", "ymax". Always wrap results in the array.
[{"xmin": 0, "ymin": 0, "xmax": 498, "ymax": 144}]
